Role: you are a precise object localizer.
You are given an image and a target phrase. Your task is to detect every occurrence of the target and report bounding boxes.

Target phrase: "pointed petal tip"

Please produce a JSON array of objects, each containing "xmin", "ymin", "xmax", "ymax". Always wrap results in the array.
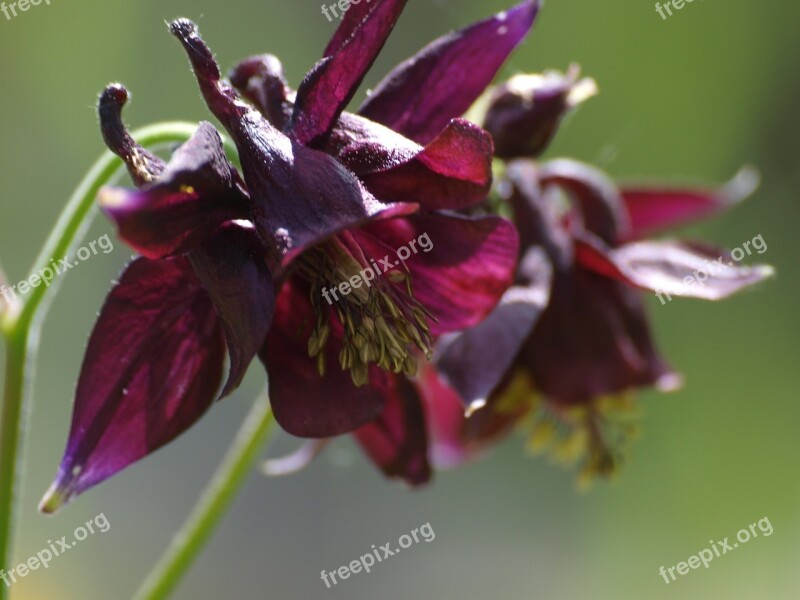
[
  {"xmin": 655, "ymin": 372, "xmax": 683, "ymax": 393},
  {"xmin": 38, "ymin": 481, "xmax": 72, "ymax": 515},
  {"xmin": 724, "ymin": 165, "xmax": 760, "ymax": 205},
  {"xmin": 464, "ymin": 398, "xmax": 487, "ymax": 417}
]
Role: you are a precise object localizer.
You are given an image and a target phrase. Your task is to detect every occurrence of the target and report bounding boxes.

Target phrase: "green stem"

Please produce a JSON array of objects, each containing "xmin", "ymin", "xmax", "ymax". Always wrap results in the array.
[
  {"xmin": 133, "ymin": 391, "xmax": 275, "ymax": 600},
  {"xmin": 0, "ymin": 326, "xmax": 29, "ymax": 592},
  {"xmin": 0, "ymin": 121, "xmax": 232, "ymax": 600}
]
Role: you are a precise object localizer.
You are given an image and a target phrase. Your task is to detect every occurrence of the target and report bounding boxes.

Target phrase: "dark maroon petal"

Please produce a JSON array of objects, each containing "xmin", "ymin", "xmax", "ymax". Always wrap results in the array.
[
  {"xmin": 360, "ymin": 119, "xmax": 494, "ymax": 210},
  {"xmin": 417, "ymin": 361, "xmax": 526, "ymax": 468},
  {"xmin": 483, "ymin": 66, "xmax": 597, "ymax": 159},
  {"xmin": 229, "ymin": 54, "xmax": 293, "ymax": 129},
  {"xmin": 354, "ymin": 374, "xmax": 431, "ymax": 486},
  {"xmin": 576, "ymin": 235, "xmax": 775, "ymax": 301},
  {"xmin": 40, "ymin": 257, "xmax": 225, "ymax": 512},
  {"xmin": 260, "ymin": 279, "xmax": 388, "ymax": 437},
  {"xmin": 538, "ymin": 158, "xmax": 631, "ymax": 244},
  {"xmin": 359, "ymin": 0, "xmax": 539, "ymax": 144},
  {"xmin": 521, "ymin": 267, "xmax": 680, "ymax": 406},
  {"xmin": 326, "ymin": 111, "xmax": 421, "ymax": 174},
  {"xmin": 189, "ymin": 223, "xmax": 275, "ymax": 396},
  {"xmin": 619, "ymin": 167, "xmax": 760, "ymax": 240},
  {"xmin": 98, "ymin": 84, "xmax": 166, "ymax": 186},
  {"xmin": 170, "ymin": 20, "xmax": 417, "ymax": 267},
  {"xmin": 289, "ymin": 0, "xmax": 409, "ymax": 147},
  {"xmin": 355, "ymin": 213, "xmax": 519, "ymax": 334},
  {"xmin": 435, "ymin": 248, "xmax": 552, "ymax": 412},
  {"xmin": 98, "ymin": 122, "xmax": 251, "ymax": 259}
]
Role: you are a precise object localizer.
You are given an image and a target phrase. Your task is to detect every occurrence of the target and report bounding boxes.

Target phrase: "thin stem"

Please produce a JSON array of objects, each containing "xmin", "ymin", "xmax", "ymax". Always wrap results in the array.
[
  {"xmin": 0, "ymin": 122, "xmax": 233, "ymax": 600},
  {"xmin": 0, "ymin": 327, "xmax": 29, "ymax": 590},
  {"xmin": 134, "ymin": 391, "xmax": 276, "ymax": 600}
]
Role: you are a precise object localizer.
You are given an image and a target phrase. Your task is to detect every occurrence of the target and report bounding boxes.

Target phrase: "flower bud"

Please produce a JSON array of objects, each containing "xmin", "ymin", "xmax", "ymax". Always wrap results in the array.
[{"xmin": 483, "ymin": 65, "xmax": 597, "ymax": 160}]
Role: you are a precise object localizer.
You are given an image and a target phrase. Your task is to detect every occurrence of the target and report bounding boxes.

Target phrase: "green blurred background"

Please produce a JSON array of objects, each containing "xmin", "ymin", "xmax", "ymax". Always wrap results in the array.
[{"xmin": 1, "ymin": 0, "xmax": 798, "ymax": 598}]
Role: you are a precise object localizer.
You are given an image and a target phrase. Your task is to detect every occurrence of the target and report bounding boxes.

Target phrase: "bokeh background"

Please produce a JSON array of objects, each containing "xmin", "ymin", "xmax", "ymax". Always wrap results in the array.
[{"xmin": 1, "ymin": 0, "xmax": 798, "ymax": 598}]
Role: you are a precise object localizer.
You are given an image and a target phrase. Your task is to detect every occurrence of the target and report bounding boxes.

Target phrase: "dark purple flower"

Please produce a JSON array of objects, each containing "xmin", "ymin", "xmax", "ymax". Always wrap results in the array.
[{"xmin": 434, "ymin": 157, "xmax": 772, "ymax": 482}]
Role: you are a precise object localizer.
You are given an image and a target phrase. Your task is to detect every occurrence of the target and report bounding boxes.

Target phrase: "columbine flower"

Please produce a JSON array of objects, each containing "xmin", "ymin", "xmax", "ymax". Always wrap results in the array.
[
  {"xmin": 165, "ymin": 2, "xmax": 537, "ymax": 438},
  {"xmin": 42, "ymin": 0, "xmax": 534, "ymax": 506},
  {"xmin": 434, "ymin": 132, "xmax": 772, "ymax": 484}
]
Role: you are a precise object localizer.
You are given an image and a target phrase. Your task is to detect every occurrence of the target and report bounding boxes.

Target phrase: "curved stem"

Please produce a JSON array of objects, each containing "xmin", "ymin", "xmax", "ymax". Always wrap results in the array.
[
  {"xmin": 133, "ymin": 390, "xmax": 276, "ymax": 600},
  {"xmin": 0, "ymin": 121, "xmax": 233, "ymax": 600}
]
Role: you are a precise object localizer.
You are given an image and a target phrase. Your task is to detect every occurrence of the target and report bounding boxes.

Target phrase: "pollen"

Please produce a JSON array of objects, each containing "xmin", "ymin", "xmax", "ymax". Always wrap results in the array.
[{"xmin": 298, "ymin": 238, "xmax": 435, "ymax": 387}]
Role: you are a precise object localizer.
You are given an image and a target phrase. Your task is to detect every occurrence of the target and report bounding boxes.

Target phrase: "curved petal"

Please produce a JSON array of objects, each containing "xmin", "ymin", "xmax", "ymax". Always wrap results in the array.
[
  {"xmin": 355, "ymin": 213, "xmax": 519, "ymax": 334},
  {"xmin": 98, "ymin": 122, "xmax": 251, "ymax": 259},
  {"xmin": 359, "ymin": 0, "xmax": 539, "ymax": 144},
  {"xmin": 169, "ymin": 21, "xmax": 417, "ymax": 267},
  {"xmin": 619, "ymin": 167, "xmax": 760, "ymax": 240},
  {"xmin": 354, "ymin": 374, "xmax": 431, "ymax": 486},
  {"xmin": 435, "ymin": 247, "xmax": 552, "ymax": 412},
  {"xmin": 98, "ymin": 84, "xmax": 166, "ymax": 186},
  {"xmin": 260, "ymin": 279, "xmax": 389, "ymax": 437},
  {"xmin": 360, "ymin": 119, "xmax": 494, "ymax": 210},
  {"xmin": 189, "ymin": 223, "xmax": 275, "ymax": 396},
  {"xmin": 40, "ymin": 257, "xmax": 225, "ymax": 512},
  {"xmin": 575, "ymin": 235, "xmax": 775, "ymax": 301},
  {"xmin": 289, "ymin": 0, "xmax": 409, "ymax": 147}
]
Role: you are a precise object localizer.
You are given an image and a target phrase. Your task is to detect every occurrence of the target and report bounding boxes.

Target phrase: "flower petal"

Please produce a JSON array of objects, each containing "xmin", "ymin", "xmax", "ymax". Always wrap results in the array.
[
  {"xmin": 169, "ymin": 20, "xmax": 418, "ymax": 266},
  {"xmin": 260, "ymin": 279, "xmax": 389, "ymax": 437},
  {"xmin": 359, "ymin": 0, "xmax": 539, "ymax": 144},
  {"xmin": 40, "ymin": 257, "xmax": 225, "ymax": 512},
  {"xmin": 418, "ymin": 361, "xmax": 525, "ymax": 468},
  {"xmin": 575, "ymin": 235, "xmax": 775, "ymax": 300},
  {"xmin": 189, "ymin": 223, "xmax": 275, "ymax": 396},
  {"xmin": 354, "ymin": 374, "xmax": 431, "ymax": 486},
  {"xmin": 98, "ymin": 122, "xmax": 251, "ymax": 259},
  {"xmin": 355, "ymin": 213, "xmax": 519, "ymax": 334},
  {"xmin": 619, "ymin": 167, "xmax": 760, "ymax": 240},
  {"xmin": 359, "ymin": 119, "xmax": 494, "ymax": 210},
  {"xmin": 289, "ymin": 0, "xmax": 409, "ymax": 147},
  {"xmin": 435, "ymin": 247, "xmax": 552, "ymax": 412},
  {"xmin": 520, "ymin": 266, "xmax": 679, "ymax": 405}
]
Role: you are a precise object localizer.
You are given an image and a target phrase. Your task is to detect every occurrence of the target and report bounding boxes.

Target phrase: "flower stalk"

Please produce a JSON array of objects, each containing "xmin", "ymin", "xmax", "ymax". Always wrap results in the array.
[{"xmin": 133, "ymin": 389, "xmax": 275, "ymax": 600}]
